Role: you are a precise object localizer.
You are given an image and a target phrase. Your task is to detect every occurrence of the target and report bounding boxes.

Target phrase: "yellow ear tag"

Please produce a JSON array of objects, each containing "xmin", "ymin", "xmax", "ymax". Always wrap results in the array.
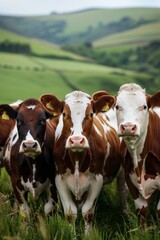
[
  {"xmin": 46, "ymin": 101, "xmax": 54, "ymax": 111},
  {"xmin": 46, "ymin": 102, "xmax": 58, "ymax": 116},
  {"xmin": 2, "ymin": 111, "xmax": 9, "ymax": 120},
  {"xmin": 102, "ymin": 102, "xmax": 109, "ymax": 112},
  {"xmin": 53, "ymin": 111, "xmax": 58, "ymax": 117}
]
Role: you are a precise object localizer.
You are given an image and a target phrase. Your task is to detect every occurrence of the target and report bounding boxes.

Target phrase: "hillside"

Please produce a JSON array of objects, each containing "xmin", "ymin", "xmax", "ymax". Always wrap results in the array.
[
  {"xmin": 0, "ymin": 28, "xmax": 85, "ymax": 60},
  {"xmin": 0, "ymin": 8, "xmax": 160, "ymax": 45}
]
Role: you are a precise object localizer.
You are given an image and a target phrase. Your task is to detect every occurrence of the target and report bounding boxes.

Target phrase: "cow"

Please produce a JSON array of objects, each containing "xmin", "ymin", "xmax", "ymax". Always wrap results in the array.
[
  {"xmin": 0, "ymin": 100, "xmax": 22, "ymax": 168},
  {"xmin": 114, "ymin": 83, "xmax": 160, "ymax": 227},
  {"xmin": 2, "ymin": 98, "xmax": 57, "ymax": 217},
  {"xmin": 40, "ymin": 90, "xmax": 125, "ymax": 235}
]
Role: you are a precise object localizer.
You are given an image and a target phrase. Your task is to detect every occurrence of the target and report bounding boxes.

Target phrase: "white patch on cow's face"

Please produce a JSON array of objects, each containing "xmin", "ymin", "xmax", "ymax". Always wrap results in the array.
[
  {"xmin": 116, "ymin": 88, "xmax": 149, "ymax": 159},
  {"xmin": 19, "ymin": 130, "xmax": 41, "ymax": 156},
  {"xmin": 27, "ymin": 105, "xmax": 36, "ymax": 110},
  {"xmin": 64, "ymin": 92, "xmax": 91, "ymax": 149},
  {"xmin": 65, "ymin": 93, "xmax": 90, "ymax": 137},
  {"xmin": 116, "ymin": 90, "xmax": 149, "ymax": 136}
]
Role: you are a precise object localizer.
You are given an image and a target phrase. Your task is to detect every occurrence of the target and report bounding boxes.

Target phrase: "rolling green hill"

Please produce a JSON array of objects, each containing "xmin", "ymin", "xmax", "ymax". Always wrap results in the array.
[
  {"xmin": 0, "ymin": 51, "xmax": 152, "ymax": 103},
  {"xmin": 0, "ymin": 28, "xmax": 85, "ymax": 60},
  {"xmin": 0, "ymin": 8, "xmax": 160, "ymax": 45},
  {"xmin": 93, "ymin": 22, "xmax": 160, "ymax": 49}
]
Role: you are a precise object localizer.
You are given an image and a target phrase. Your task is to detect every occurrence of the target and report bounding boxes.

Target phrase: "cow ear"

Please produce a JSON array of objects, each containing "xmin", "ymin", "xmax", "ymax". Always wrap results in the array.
[
  {"xmin": 0, "ymin": 104, "xmax": 17, "ymax": 120},
  {"xmin": 92, "ymin": 91, "xmax": 110, "ymax": 101},
  {"xmin": 92, "ymin": 95, "xmax": 115, "ymax": 113},
  {"xmin": 40, "ymin": 94, "xmax": 64, "ymax": 116},
  {"xmin": 147, "ymin": 91, "xmax": 160, "ymax": 108}
]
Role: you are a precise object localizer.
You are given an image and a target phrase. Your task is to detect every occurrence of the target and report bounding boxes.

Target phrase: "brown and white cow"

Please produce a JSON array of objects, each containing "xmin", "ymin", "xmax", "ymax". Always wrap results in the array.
[
  {"xmin": 2, "ymin": 99, "xmax": 57, "ymax": 217},
  {"xmin": 0, "ymin": 100, "xmax": 22, "ymax": 168},
  {"xmin": 40, "ymin": 91, "xmax": 124, "ymax": 235},
  {"xmin": 114, "ymin": 83, "xmax": 160, "ymax": 226}
]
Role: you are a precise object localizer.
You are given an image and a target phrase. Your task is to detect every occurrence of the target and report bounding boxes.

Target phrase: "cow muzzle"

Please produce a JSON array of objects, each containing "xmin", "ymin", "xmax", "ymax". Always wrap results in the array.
[
  {"xmin": 66, "ymin": 135, "xmax": 89, "ymax": 152},
  {"xmin": 19, "ymin": 140, "xmax": 42, "ymax": 157},
  {"xmin": 118, "ymin": 122, "xmax": 140, "ymax": 137}
]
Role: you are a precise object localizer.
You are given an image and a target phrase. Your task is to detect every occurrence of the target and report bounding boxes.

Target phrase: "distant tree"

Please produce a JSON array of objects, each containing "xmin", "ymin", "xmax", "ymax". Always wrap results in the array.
[{"xmin": 0, "ymin": 40, "xmax": 31, "ymax": 54}]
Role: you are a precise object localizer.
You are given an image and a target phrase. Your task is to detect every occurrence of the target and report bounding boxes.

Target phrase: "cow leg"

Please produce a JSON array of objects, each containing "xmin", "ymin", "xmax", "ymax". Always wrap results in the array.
[
  {"xmin": 55, "ymin": 175, "xmax": 77, "ymax": 228},
  {"xmin": 116, "ymin": 166, "xmax": 129, "ymax": 214},
  {"xmin": 82, "ymin": 174, "xmax": 103, "ymax": 235},
  {"xmin": 156, "ymin": 197, "xmax": 160, "ymax": 217},
  {"xmin": 134, "ymin": 196, "xmax": 148, "ymax": 228},
  {"xmin": 44, "ymin": 183, "xmax": 58, "ymax": 216},
  {"xmin": 11, "ymin": 178, "xmax": 31, "ymax": 218}
]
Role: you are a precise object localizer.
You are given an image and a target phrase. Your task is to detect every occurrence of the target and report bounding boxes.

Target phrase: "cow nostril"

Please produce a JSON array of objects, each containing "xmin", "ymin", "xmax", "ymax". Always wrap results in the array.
[
  {"xmin": 131, "ymin": 125, "xmax": 137, "ymax": 132},
  {"xmin": 120, "ymin": 124, "xmax": 125, "ymax": 133},
  {"xmin": 80, "ymin": 138, "xmax": 85, "ymax": 144},
  {"xmin": 69, "ymin": 138, "xmax": 74, "ymax": 145},
  {"xmin": 33, "ymin": 142, "xmax": 37, "ymax": 149},
  {"xmin": 22, "ymin": 142, "xmax": 27, "ymax": 149}
]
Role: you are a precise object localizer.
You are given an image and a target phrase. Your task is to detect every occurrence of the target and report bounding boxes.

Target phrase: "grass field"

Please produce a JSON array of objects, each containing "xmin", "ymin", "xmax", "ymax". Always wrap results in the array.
[
  {"xmin": 0, "ymin": 28, "xmax": 85, "ymax": 60},
  {"xmin": 93, "ymin": 22, "xmax": 160, "ymax": 49},
  {"xmin": 0, "ymin": 52, "xmax": 151, "ymax": 103},
  {"xmin": 0, "ymin": 59, "xmax": 159, "ymax": 239},
  {"xmin": 1, "ymin": 167, "xmax": 160, "ymax": 240}
]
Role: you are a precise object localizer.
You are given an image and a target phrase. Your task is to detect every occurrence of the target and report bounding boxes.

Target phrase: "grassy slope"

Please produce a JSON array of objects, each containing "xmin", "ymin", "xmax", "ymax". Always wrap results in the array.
[
  {"xmin": 93, "ymin": 22, "xmax": 160, "ymax": 49},
  {"xmin": 0, "ymin": 28, "xmax": 85, "ymax": 60},
  {"xmin": 0, "ymin": 52, "xmax": 151, "ymax": 104}
]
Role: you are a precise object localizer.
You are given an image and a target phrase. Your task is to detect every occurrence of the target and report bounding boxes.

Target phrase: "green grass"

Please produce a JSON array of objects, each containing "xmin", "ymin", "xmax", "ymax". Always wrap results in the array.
[
  {"xmin": 0, "ymin": 28, "xmax": 85, "ymax": 60},
  {"xmin": 1, "ymin": 168, "xmax": 160, "ymax": 240},
  {"xmin": 0, "ymin": 52, "xmax": 152, "ymax": 103},
  {"xmin": 93, "ymin": 22, "xmax": 160, "ymax": 48}
]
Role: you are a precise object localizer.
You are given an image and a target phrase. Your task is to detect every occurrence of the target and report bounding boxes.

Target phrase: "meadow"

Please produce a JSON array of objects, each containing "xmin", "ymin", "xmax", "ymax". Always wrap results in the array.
[
  {"xmin": 0, "ymin": 51, "xmax": 151, "ymax": 104},
  {"xmin": 0, "ymin": 51, "xmax": 160, "ymax": 239},
  {"xmin": 0, "ymin": 11, "xmax": 160, "ymax": 238}
]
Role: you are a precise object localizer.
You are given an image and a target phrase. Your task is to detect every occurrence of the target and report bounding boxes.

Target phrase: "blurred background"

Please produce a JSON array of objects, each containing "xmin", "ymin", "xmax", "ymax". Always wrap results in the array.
[{"xmin": 0, "ymin": 0, "xmax": 160, "ymax": 103}]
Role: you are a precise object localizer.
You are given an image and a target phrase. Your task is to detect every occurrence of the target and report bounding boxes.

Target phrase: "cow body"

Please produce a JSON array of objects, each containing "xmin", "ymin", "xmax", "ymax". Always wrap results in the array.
[
  {"xmin": 0, "ymin": 101, "xmax": 22, "ymax": 167},
  {"xmin": 3, "ymin": 99, "xmax": 57, "ymax": 217},
  {"xmin": 115, "ymin": 83, "xmax": 160, "ymax": 226},
  {"xmin": 40, "ymin": 91, "xmax": 123, "ymax": 235}
]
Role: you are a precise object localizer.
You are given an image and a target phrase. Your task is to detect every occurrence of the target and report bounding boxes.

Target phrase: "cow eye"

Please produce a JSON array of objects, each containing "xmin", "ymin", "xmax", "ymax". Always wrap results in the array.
[
  {"xmin": 63, "ymin": 112, "xmax": 66, "ymax": 117},
  {"xmin": 90, "ymin": 112, "xmax": 93, "ymax": 118},
  {"xmin": 139, "ymin": 105, "xmax": 147, "ymax": 111}
]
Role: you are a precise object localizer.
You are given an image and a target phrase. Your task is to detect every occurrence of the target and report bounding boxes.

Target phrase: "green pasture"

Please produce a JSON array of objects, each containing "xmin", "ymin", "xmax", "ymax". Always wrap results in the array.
[
  {"xmin": 93, "ymin": 22, "xmax": 160, "ymax": 49},
  {"xmin": 1, "ymin": 168, "xmax": 160, "ymax": 240},
  {"xmin": 0, "ymin": 28, "xmax": 84, "ymax": 60},
  {"xmin": 0, "ymin": 52, "xmax": 151, "ymax": 103}
]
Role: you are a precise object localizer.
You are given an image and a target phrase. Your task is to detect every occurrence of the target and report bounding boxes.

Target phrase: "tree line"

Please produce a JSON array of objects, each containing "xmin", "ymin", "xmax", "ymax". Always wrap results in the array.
[{"xmin": 0, "ymin": 40, "xmax": 31, "ymax": 54}]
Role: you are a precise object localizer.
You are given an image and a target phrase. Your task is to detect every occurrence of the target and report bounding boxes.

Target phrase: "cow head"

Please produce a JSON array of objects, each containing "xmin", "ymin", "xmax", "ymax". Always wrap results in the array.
[
  {"xmin": 2, "ymin": 99, "xmax": 50, "ymax": 158},
  {"xmin": 40, "ymin": 91, "xmax": 115, "ymax": 153},
  {"xmin": 115, "ymin": 83, "xmax": 160, "ymax": 140},
  {"xmin": 17, "ymin": 99, "xmax": 51, "ymax": 158}
]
